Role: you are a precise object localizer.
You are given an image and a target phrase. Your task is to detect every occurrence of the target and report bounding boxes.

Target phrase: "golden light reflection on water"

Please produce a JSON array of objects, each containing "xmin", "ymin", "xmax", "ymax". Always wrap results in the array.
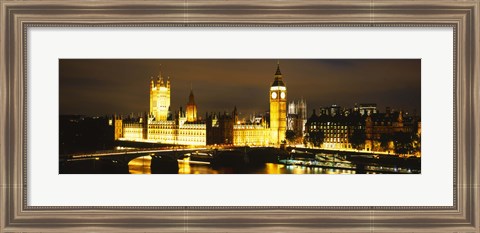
[
  {"xmin": 178, "ymin": 158, "xmax": 220, "ymax": 174},
  {"xmin": 129, "ymin": 156, "xmax": 356, "ymax": 174},
  {"xmin": 281, "ymin": 164, "xmax": 355, "ymax": 174},
  {"xmin": 128, "ymin": 156, "xmax": 151, "ymax": 174},
  {"xmin": 178, "ymin": 157, "xmax": 191, "ymax": 174},
  {"xmin": 265, "ymin": 163, "xmax": 284, "ymax": 174}
]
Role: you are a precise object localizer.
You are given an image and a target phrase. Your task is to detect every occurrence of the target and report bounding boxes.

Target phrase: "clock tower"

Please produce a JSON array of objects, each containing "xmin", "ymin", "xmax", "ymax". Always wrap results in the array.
[{"xmin": 269, "ymin": 61, "xmax": 287, "ymax": 146}]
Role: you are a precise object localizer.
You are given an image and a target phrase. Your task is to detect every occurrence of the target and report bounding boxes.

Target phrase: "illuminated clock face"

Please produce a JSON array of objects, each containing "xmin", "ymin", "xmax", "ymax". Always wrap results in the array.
[
  {"xmin": 280, "ymin": 92, "xmax": 286, "ymax": 99},
  {"xmin": 271, "ymin": 92, "xmax": 277, "ymax": 99}
]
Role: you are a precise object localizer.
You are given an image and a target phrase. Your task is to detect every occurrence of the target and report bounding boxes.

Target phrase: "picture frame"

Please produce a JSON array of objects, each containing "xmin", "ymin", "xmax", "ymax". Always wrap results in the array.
[{"xmin": 1, "ymin": 0, "xmax": 478, "ymax": 232}]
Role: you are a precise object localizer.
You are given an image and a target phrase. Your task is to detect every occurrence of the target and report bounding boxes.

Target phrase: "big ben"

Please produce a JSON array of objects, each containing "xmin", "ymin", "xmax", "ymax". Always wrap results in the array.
[{"xmin": 269, "ymin": 61, "xmax": 287, "ymax": 146}]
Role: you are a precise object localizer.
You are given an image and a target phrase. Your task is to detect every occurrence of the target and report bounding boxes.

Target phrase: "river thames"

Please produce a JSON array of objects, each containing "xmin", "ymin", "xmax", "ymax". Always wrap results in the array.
[{"xmin": 129, "ymin": 156, "xmax": 359, "ymax": 174}]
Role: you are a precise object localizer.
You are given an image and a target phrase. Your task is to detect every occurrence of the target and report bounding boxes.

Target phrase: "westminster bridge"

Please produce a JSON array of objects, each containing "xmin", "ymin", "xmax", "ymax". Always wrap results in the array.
[{"xmin": 59, "ymin": 146, "xmax": 420, "ymax": 174}]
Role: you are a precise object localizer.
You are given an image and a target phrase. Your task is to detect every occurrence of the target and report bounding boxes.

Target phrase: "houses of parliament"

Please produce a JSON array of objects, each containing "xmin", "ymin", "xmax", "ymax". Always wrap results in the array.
[
  {"xmin": 112, "ymin": 62, "xmax": 420, "ymax": 153},
  {"xmin": 113, "ymin": 63, "xmax": 302, "ymax": 147}
]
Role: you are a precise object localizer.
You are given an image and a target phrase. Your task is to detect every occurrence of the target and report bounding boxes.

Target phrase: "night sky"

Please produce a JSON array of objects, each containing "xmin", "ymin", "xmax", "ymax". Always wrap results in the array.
[{"xmin": 59, "ymin": 59, "xmax": 421, "ymax": 118}]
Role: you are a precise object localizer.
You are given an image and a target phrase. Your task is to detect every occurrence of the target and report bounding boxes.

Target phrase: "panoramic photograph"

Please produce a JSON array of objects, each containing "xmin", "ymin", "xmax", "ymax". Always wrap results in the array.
[{"xmin": 59, "ymin": 59, "xmax": 421, "ymax": 174}]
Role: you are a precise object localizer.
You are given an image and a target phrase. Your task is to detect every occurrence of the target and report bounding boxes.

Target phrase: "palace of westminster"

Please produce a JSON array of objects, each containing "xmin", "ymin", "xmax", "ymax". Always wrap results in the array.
[{"xmin": 114, "ymin": 63, "xmax": 421, "ymax": 152}]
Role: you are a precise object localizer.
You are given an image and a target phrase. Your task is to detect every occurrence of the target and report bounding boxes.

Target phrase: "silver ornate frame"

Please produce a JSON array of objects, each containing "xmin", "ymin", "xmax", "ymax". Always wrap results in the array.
[{"xmin": 1, "ymin": 0, "xmax": 479, "ymax": 232}]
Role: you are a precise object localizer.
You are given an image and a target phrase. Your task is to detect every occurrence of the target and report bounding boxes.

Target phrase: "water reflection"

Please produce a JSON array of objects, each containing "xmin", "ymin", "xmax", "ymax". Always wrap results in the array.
[
  {"xmin": 128, "ymin": 156, "xmax": 152, "ymax": 174},
  {"xmin": 128, "ymin": 156, "xmax": 356, "ymax": 174}
]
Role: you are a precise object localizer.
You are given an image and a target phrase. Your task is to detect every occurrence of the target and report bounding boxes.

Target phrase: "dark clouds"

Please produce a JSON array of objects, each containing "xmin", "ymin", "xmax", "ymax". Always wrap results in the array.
[{"xmin": 59, "ymin": 59, "xmax": 421, "ymax": 117}]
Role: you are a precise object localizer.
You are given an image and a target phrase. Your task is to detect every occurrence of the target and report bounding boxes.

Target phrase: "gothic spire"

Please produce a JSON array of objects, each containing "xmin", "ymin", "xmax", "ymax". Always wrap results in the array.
[
  {"xmin": 275, "ymin": 60, "xmax": 282, "ymax": 76},
  {"xmin": 188, "ymin": 87, "xmax": 195, "ymax": 104},
  {"xmin": 272, "ymin": 60, "xmax": 285, "ymax": 87}
]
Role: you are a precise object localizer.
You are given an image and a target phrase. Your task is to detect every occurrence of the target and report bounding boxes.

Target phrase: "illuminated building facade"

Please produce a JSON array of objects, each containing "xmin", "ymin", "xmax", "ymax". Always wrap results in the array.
[
  {"xmin": 174, "ymin": 109, "xmax": 206, "ymax": 146},
  {"xmin": 147, "ymin": 88, "xmax": 206, "ymax": 146},
  {"xmin": 365, "ymin": 109, "xmax": 404, "ymax": 141},
  {"xmin": 144, "ymin": 110, "xmax": 206, "ymax": 146},
  {"xmin": 287, "ymin": 99, "xmax": 307, "ymax": 142},
  {"xmin": 365, "ymin": 109, "xmax": 414, "ymax": 152},
  {"xmin": 115, "ymin": 67, "xmax": 207, "ymax": 146},
  {"xmin": 206, "ymin": 108, "xmax": 272, "ymax": 147},
  {"xmin": 113, "ymin": 115, "xmax": 123, "ymax": 140},
  {"xmin": 231, "ymin": 63, "xmax": 288, "ymax": 146},
  {"xmin": 115, "ymin": 64, "xmax": 289, "ymax": 147},
  {"xmin": 233, "ymin": 111, "xmax": 270, "ymax": 146},
  {"xmin": 305, "ymin": 109, "xmax": 363, "ymax": 149},
  {"xmin": 121, "ymin": 113, "xmax": 148, "ymax": 141},
  {"xmin": 123, "ymin": 123, "xmax": 144, "ymax": 140},
  {"xmin": 306, "ymin": 105, "xmax": 420, "ymax": 153},
  {"xmin": 233, "ymin": 125, "xmax": 270, "ymax": 146}
]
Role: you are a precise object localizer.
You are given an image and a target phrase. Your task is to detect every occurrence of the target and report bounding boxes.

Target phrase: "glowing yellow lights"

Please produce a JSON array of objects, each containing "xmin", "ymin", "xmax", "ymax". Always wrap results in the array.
[
  {"xmin": 270, "ymin": 86, "xmax": 286, "ymax": 91},
  {"xmin": 150, "ymin": 75, "xmax": 171, "ymax": 121},
  {"xmin": 178, "ymin": 158, "xmax": 192, "ymax": 174},
  {"xmin": 127, "ymin": 156, "xmax": 154, "ymax": 174},
  {"xmin": 270, "ymin": 86, "xmax": 287, "ymax": 145},
  {"xmin": 271, "ymin": 91, "xmax": 277, "ymax": 99},
  {"xmin": 121, "ymin": 63, "xmax": 289, "ymax": 147}
]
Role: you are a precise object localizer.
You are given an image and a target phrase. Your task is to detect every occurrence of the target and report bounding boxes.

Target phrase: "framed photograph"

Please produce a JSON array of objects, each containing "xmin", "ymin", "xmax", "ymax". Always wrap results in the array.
[{"xmin": 1, "ymin": 0, "xmax": 478, "ymax": 232}]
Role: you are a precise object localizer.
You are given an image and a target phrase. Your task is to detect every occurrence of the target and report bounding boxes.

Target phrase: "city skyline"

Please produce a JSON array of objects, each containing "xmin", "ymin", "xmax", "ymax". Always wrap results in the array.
[{"xmin": 59, "ymin": 59, "xmax": 421, "ymax": 117}]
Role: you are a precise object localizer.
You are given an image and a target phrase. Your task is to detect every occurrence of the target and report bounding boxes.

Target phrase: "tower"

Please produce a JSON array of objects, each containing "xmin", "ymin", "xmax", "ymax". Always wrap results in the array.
[
  {"xmin": 298, "ymin": 98, "xmax": 307, "ymax": 135},
  {"xmin": 186, "ymin": 87, "xmax": 198, "ymax": 122},
  {"xmin": 269, "ymin": 61, "xmax": 287, "ymax": 145},
  {"xmin": 149, "ymin": 67, "xmax": 171, "ymax": 121},
  {"xmin": 113, "ymin": 115, "xmax": 123, "ymax": 140}
]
